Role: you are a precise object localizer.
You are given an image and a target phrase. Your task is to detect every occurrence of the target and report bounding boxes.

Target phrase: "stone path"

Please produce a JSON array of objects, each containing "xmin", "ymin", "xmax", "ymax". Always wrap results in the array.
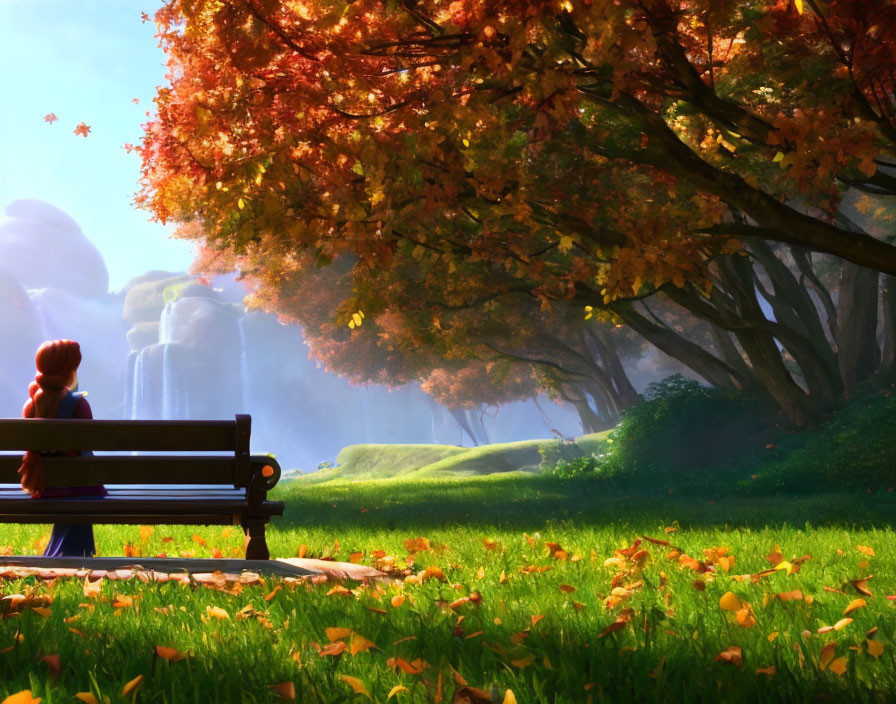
[{"xmin": 0, "ymin": 556, "xmax": 386, "ymax": 585}]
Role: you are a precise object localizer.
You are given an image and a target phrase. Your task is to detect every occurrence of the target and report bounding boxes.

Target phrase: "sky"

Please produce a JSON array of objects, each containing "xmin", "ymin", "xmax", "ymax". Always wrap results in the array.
[{"xmin": 0, "ymin": 0, "xmax": 196, "ymax": 292}]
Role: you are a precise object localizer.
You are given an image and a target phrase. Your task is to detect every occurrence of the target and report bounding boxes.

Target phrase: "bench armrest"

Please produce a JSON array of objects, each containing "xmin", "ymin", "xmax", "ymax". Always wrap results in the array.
[{"xmin": 250, "ymin": 454, "xmax": 281, "ymax": 492}]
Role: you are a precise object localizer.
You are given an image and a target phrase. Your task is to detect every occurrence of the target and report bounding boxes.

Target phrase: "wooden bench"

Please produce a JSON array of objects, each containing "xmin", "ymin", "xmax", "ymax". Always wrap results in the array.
[{"xmin": 0, "ymin": 414, "xmax": 282, "ymax": 560}]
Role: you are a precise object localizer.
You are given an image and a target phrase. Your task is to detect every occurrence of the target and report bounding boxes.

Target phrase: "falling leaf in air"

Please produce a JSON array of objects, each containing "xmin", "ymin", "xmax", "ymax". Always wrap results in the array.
[
  {"xmin": 43, "ymin": 113, "xmax": 58, "ymax": 124},
  {"xmin": 73, "ymin": 122, "xmax": 91, "ymax": 138},
  {"xmin": 339, "ymin": 675, "xmax": 371, "ymax": 698}
]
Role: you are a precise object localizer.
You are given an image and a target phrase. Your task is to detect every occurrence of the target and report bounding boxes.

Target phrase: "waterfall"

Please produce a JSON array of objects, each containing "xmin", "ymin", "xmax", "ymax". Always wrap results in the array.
[
  {"xmin": 158, "ymin": 302, "xmax": 177, "ymax": 419},
  {"xmin": 129, "ymin": 347, "xmax": 146, "ymax": 420}
]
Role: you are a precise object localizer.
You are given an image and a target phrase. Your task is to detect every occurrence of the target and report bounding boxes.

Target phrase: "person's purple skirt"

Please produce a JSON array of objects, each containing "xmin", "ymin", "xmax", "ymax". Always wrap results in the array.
[
  {"xmin": 41, "ymin": 494, "xmax": 105, "ymax": 558},
  {"xmin": 44, "ymin": 522, "xmax": 97, "ymax": 557}
]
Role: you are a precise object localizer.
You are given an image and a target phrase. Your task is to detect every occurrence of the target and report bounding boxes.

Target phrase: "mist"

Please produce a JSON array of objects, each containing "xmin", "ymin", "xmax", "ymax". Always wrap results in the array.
[{"xmin": 0, "ymin": 199, "xmax": 640, "ymax": 472}]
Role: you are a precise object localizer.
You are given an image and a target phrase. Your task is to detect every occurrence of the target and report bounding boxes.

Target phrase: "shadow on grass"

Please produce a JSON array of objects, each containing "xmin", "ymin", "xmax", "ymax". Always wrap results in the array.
[{"xmin": 273, "ymin": 474, "xmax": 896, "ymax": 533}]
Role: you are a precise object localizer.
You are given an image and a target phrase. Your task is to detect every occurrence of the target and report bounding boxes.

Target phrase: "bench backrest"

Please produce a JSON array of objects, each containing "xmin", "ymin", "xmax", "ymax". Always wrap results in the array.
[{"xmin": 0, "ymin": 414, "xmax": 280, "ymax": 490}]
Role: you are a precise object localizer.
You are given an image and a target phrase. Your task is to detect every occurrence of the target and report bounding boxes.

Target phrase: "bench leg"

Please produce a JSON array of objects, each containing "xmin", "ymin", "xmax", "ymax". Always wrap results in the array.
[{"xmin": 242, "ymin": 517, "xmax": 270, "ymax": 560}]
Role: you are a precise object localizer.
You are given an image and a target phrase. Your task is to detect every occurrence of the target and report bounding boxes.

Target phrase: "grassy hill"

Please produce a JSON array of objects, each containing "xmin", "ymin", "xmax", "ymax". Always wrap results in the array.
[{"xmin": 294, "ymin": 430, "xmax": 613, "ymax": 484}]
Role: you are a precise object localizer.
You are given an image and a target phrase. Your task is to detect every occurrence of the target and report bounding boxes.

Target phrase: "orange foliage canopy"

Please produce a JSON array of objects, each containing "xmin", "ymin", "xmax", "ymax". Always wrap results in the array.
[{"xmin": 137, "ymin": 0, "xmax": 896, "ymax": 332}]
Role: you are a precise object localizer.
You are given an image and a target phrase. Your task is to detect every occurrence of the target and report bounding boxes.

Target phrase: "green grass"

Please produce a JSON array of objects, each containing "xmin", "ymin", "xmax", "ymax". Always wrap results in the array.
[{"xmin": 0, "ymin": 474, "xmax": 893, "ymax": 703}]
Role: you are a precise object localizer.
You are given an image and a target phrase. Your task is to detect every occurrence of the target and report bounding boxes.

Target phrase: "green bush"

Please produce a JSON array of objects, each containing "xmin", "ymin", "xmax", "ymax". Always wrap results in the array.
[
  {"xmin": 538, "ymin": 439, "xmax": 584, "ymax": 471},
  {"xmin": 602, "ymin": 374, "xmax": 770, "ymax": 478},
  {"xmin": 744, "ymin": 389, "xmax": 896, "ymax": 494},
  {"xmin": 550, "ymin": 454, "xmax": 603, "ymax": 479}
]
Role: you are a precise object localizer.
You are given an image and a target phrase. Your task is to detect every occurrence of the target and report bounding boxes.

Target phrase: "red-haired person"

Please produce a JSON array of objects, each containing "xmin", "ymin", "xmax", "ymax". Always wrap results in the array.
[{"xmin": 18, "ymin": 339, "xmax": 107, "ymax": 557}]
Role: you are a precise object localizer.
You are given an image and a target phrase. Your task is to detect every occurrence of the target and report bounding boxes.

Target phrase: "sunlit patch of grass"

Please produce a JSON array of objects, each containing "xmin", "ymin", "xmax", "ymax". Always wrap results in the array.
[{"xmin": 0, "ymin": 476, "xmax": 893, "ymax": 702}]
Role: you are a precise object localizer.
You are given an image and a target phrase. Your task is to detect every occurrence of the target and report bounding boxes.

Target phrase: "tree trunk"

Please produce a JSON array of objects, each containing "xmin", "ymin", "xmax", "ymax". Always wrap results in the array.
[
  {"xmin": 836, "ymin": 262, "xmax": 881, "ymax": 395},
  {"xmin": 665, "ymin": 255, "xmax": 822, "ymax": 425},
  {"xmin": 709, "ymin": 325, "xmax": 755, "ymax": 390},
  {"xmin": 586, "ymin": 328, "xmax": 641, "ymax": 407},
  {"xmin": 612, "ymin": 301, "xmax": 743, "ymax": 389},
  {"xmin": 882, "ymin": 276, "xmax": 896, "ymax": 375},
  {"xmin": 558, "ymin": 383, "xmax": 604, "ymax": 434},
  {"xmin": 447, "ymin": 407, "xmax": 480, "ymax": 446}
]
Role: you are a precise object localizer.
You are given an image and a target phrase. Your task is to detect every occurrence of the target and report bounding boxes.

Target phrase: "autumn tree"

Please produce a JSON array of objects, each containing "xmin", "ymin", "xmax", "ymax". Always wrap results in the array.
[{"xmin": 138, "ymin": 0, "xmax": 896, "ymax": 424}]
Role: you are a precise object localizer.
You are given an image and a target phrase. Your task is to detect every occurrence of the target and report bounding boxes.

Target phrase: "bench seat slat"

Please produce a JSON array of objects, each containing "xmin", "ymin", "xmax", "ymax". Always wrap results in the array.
[
  {"xmin": 0, "ymin": 498, "xmax": 284, "ymax": 515},
  {"xmin": 0, "ymin": 514, "xmax": 246, "ymax": 525},
  {"xmin": 0, "ymin": 456, "xmax": 246, "ymax": 487},
  {"xmin": 0, "ymin": 488, "xmax": 248, "ymax": 498},
  {"xmin": 0, "ymin": 419, "xmax": 237, "ymax": 452}
]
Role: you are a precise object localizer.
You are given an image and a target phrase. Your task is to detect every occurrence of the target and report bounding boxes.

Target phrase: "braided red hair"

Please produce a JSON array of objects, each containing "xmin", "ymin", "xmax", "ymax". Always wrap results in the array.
[{"xmin": 19, "ymin": 340, "xmax": 82, "ymax": 494}]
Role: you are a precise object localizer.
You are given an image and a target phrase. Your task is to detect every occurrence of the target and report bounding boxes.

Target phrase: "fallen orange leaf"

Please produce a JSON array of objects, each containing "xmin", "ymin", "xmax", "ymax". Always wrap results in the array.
[
  {"xmin": 270, "ymin": 682, "xmax": 296, "ymax": 700},
  {"xmin": 719, "ymin": 592, "xmax": 742, "ymax": 612},
  {"xmin": 326, "ymin": 627, "xmax": 353, "ymax": 642},
  {"xmin": 387, "ymin": 685, "xmax": 408, "ymax": 700},
  {"xmin": 74, "ymin": 694, "xmax": 97, "ymax": 704},
  {"xmin": 715, "ymin": 646, "xmax": 742, "ymax": 666},
  {"xmin": 820, "ymin": 642, "xmax": 837, "ymax": 670},
  {"xmin": 121, "ymin": 675, "xmax": 143, "ymax": 696},
  {"xmin": 156, "ymin": 646, "xmax": 188, "ymax": 662},
  {"xmin": 775, "ymin": 590, "xmax": 803, "ymax": 601},
  {"xmin": 755, "ymin": 666, "xmax": 775, "ymax": 676},
  {"xmin": 350, "ymin": 633, "xmax": 376, "ymax": 655},
  {"xmin": 828, "ymin": 657, "xmax": 848, "ymax": 675},
  {"xmin": 856, "ymin": 545, "xmax": 875, "ymax": 556},
  {"xmin": 3, "ymin": 692, "xmax": 41, "ymax": 704},
  {"xmin": 339, "ymin": 675, "xmax": 371, "ymax": 698},
  {"xmin": 843, "ymin": 598, "xmax": 866, "ymax": 615},
  {"xmin": 391, "ymin": 594, "xmax": 406, "ymax": 608},
  {"xmin": 319, "ymin": 641, "xmax": 347, "ymax": 657},
  {"xmin": 735, "ymin": 606, "xmax": 757, "ymax": 628},
  {"xmin": 205, "ymin": 605, "xmax": 229, "ymax": 620},
  {"xmin": 834, "ymin": 617, "xmax": 853, "ymax": 631},
  {"xmin": 867, "ymin": 639, "xmax": 884, "ymax": 657},
  {"xmin": 41, "ymin": 654, "xmax": 60, "ymax": 680},
  {"xmin": 502, "ymin": 690, "xmax": 517, "ymax": 704}
]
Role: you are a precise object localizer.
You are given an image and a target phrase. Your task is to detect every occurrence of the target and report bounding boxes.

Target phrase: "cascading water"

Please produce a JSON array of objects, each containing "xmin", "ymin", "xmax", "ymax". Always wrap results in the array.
[{"xmin": 159, "ymin": 302, "xmax": 174, "ymax": 419}]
